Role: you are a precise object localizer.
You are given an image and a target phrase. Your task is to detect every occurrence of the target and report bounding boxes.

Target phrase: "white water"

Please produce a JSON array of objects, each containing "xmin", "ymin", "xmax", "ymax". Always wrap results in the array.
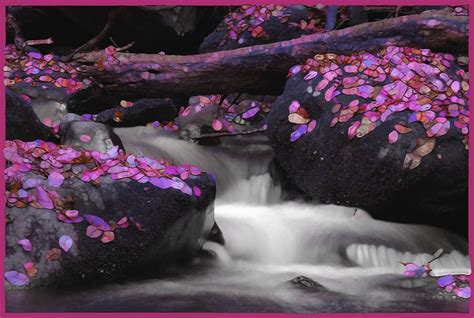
[
  {"xmin": 114, "ymin": 126, "xmax": 469, "ymax": 277},
  {"xmin": 8, "ymin": 123, "xmax": 469, "ymax": 312}
]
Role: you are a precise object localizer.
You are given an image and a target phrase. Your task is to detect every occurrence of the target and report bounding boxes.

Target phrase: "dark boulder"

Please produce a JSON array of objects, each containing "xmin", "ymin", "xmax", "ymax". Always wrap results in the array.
[
  {"xmin": 266, "ymin": 47, "xmax": 469, "ymax": 236},
  {"xmin": 66, "ymin": 85, "xmax": 123, "ymax": 115},
  {"xmin": 200, "ymin": 5, "xmax": 327, "ymax": 53},
  {"xmin": 6, "ymin": 88, "xmax": 55, "ymax": 142},
  {"xmin": 5, "ymin": 140, "xmax": 216, "ymax": 289},
  {"xmin": 95, "ymin": 98, "xmax": 178, "ymax": 127}
]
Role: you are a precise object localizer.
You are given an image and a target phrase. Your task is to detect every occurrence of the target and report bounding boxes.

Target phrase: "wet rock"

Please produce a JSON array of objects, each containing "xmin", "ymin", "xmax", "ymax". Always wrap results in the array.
[
  {"xmin": 5, "ymin": 141, "xmax": 216, "ymax": 289},
  {"xmin": 289, "ymin": 276, "xmax": 327, "ymax": 292},
  {"xmin": 6, "ymin": 88, "xmax": 55, "ymax": 142},
  {"xmin": 266, "ymin": 47, "xmax": 469, "ymax": 235},
  {"xmin": 207, "ymin": 222, "xmax": 225, "ymax": 245},
  {"xmin": 59, "ymin": 113, "xmax": 82, "ymax": 132},
  {"xmin": 60, "ymin": 121, "xmax": 124, "ymax": 152}
]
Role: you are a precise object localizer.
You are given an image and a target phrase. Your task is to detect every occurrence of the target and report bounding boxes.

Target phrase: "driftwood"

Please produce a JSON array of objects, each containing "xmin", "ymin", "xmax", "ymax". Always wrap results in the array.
[{"xmin": 75, "ymin": 10, "xmax": 468, "ymax": 97}]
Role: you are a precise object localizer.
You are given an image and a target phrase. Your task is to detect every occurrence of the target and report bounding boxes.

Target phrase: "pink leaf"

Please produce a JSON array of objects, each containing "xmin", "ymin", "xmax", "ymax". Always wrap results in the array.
[
  {"xmin": 79, "ymin": 134, "xmax": 92, "ymax": 143},
  {"xmin": 288, "ymin": 101, "xmax": 300, "ymax": 113},
  {"xmin": 18, "ymin": 239, "xmax": 32, "ymax": 252},
  {"xmin": 86, "ymin": 225, "xmax": 103, "ymax": 239},
  {"xmin": 193, "ymin": 186, "xmax": 202, "ymax": 197},
  {"xmin": 388, "ymin": 130, "xmax": 399, "ymax": 144},
  {"xmin": 212, "ymin": 119, "xmax": 223, "ymax": 131},
  {"xmin": 101, "ymin": 231, "xmax": 115, "ymax": 243},
  {"xmin": 36, "ymin": 186, "xmax": 54, "ymax": 209},
  {"xmin": 117, "ymin": 217, "xmax": 129, "ymax": 229},
  {"xmin": 347, "ymin": 121, "xmax": 361, "ymax": 140}
]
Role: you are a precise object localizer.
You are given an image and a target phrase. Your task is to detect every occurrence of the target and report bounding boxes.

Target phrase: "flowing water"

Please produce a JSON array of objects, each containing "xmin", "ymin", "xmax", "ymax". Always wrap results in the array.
[{"xmin": 7, "ymin": 126, "xmax": 470, "ymax": 313}]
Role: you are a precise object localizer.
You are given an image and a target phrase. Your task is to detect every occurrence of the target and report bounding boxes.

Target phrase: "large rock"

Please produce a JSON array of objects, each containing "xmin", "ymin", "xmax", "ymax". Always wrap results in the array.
[
  {"xmin": 267, "ymin": 46, "xmax": 469, "ymax": 235},
  {"xmin": 60, "ymin": 120, "xmax": 124, "ymax": 152},
  {"xmin": 5, "ymin": 140, "xmax": 216, "ymax": 289},
  {"xmin": 200, "ymin": 5, "xmax": 328, "ymax": 53},
  {"xmin": 6, "ymin": 88, "xmax": 54, "ymax": 142}
]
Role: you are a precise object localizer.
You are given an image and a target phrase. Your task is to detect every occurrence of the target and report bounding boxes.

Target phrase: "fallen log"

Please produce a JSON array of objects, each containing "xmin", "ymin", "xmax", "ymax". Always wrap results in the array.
[{"xmin": 76, "ymin": 9, "xmax": 468, "ymax": 97}]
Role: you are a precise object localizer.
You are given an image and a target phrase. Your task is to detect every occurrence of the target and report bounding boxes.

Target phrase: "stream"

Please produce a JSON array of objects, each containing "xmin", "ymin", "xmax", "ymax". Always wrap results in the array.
[{"xmin": 7, "ymin": 126, "xmax": 470, "ymax": 313}]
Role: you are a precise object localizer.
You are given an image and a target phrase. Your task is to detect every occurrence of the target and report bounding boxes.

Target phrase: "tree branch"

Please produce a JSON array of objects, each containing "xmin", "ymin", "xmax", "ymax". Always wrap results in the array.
[
  {"xmin": 61, "ymin": 7, "xmax": 125, "ymax": 62},
  {"xmin": 193, "ymin": 128, "xmax": 267, "ymax": 140}
]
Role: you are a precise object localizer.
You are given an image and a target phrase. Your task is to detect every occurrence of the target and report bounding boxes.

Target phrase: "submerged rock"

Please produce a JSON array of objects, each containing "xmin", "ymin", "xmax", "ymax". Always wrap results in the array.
[
  {"xmin": 290, "ymin": 276, "xmax": 327, "ymax": 292},
  {"xmin": 4, "ymin": 140, "xmax": 216, "ymax": 289},
  {"xmin": 267, "ymin": 47, "xmax": 469, "ymax": 235}
]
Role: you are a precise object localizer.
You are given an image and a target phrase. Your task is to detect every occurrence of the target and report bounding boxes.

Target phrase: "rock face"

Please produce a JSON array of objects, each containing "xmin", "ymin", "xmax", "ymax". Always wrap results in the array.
[
  {"xmin": 200, "ymin": 5, "xmax": 328, "ymax": 53},
  {"xmin": 5, "ymin": 140, "xmax": 216, "ymax": 289},
  {"xmin": 6, "ymin": 88, "xmax": 54, "ymax": 142},
  {"xmin": 266, "ymin": 47, "xmax": 469, "ymax": 235}
]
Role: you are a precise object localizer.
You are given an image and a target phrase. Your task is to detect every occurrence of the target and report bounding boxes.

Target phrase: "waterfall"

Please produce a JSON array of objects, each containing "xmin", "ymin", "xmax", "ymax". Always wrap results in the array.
[{"xmin": 114, "ymin": 126, "xmax": 470, "ymax": 275}]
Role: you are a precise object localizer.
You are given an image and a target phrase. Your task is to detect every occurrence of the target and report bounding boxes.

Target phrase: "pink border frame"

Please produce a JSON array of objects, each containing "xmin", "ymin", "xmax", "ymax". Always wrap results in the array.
[{"xmin": 0, "ymin": 1, "xmax": 472, "ymax": 317}]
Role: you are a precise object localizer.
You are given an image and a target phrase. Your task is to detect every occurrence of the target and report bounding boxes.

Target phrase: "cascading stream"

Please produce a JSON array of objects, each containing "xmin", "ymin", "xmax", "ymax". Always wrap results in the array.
[
  {"xmin": 7, "ymin": 123, "xmax": 469, "ymax": 313},
  {"xmin": 115, "ymin": 126, "xmax": 469, "ymax": 275}
]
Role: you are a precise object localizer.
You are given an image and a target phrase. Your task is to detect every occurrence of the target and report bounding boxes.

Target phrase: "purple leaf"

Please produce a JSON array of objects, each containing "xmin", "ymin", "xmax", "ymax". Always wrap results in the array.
[
  {"xmin": 290, "ymin": 130, "xmax": 303, "ymax": 142},
  {"xmin": 455, "ymin": 286, "xmax": 471, "ymax": 298},
  {"xmin": 5, "ymin": 271, "xmax": 29, "ymax": 286},
  {"xmin": 22, "ymin": 178, "xmax": 41, "ymax": 189},
  {"xmin": 48, "ymin": 171, "xmax": 64, "ymax": 187},
  {"xmin": 437, "ymin": 275, "xmax": 455, "ymax": 288},
  {"xmin": 84, "ymin": 215, "xmax": 110, "ymax": 231},
  {"xmin": 59, "ymin": 235, "xmax": 73, "ymax": 252},
  {"xmin": 149, "ymin": 177, "xmax": 173, "ymax": 189},
  {"xmin": 242, "ymin": 107, "xmax": 260, "ymax": 119}
]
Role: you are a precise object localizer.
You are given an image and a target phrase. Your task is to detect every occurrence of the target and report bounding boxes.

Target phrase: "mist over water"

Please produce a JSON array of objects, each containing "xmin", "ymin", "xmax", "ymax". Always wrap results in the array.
[{"xmin": 7, "ymin": 125, "xmax": 470, "ymax": 313}]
